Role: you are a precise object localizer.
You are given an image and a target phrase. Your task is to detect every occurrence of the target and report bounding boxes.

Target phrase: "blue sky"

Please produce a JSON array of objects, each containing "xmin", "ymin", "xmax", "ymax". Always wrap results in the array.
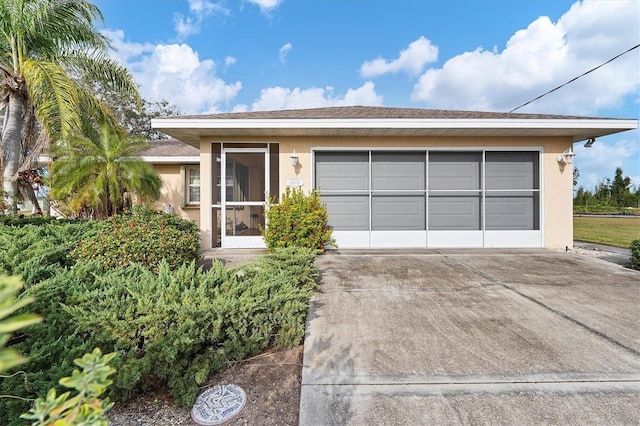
[{"xmin": 94, "ymin": 0, "xmax": 639, "ymax": 191}]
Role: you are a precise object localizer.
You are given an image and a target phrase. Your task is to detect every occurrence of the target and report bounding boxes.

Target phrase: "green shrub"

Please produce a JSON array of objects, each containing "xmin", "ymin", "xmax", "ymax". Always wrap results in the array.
[
  {"xmin": 630, "ymin": 239, "xmax": 640, "ymax": 270},
  {"xmin": 262, "ymin": 187, "xmax": 335, "ymax": 252},
  {"xmin": 0, "ymin": 264, "xmax": 104, "ymax": 425},
  {"xmin": 65, "ymin": 247, "xmax": 317, "ymax": 406},
  {"xmin": 21, "ymin": 349, "xmax": 116, "ymax": 426},
  {"xmin": 0, "ymin": 215, "xmax": 65, "ymax": 226},
  {"xmin": 0, "ymin": 275, "xmax": 42, "ymax": 372},
  {"xmin": 0, "ymin": 246, "xmax": 317, "ymax": 422},
  {"xmin": 71, "ymin": 206, "xmax": 200, "ymax": 271},
  {"xmin": 0, "ymin": 220, "xmax": 101, "ymax": 286}
]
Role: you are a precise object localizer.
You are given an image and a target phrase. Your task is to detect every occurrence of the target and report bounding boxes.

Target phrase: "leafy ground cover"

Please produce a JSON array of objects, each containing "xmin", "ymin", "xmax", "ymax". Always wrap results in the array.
[
  {"xmin": 574, "ymin": 216, "xmax": 640, "ymax": 248},
  {"xmin": 0, "ymin": 210, "xmax": 317, "ymax": 424}
]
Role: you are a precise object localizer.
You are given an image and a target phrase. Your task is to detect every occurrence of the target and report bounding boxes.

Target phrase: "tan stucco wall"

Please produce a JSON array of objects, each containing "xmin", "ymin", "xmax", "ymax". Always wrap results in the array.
[
  {"xmin": 152, "ymin": 163, "xmax": 200, "ymax": 227},
  {"xmin": 197, "ymin": 135, "xmax": 575, "ymax": 250}
]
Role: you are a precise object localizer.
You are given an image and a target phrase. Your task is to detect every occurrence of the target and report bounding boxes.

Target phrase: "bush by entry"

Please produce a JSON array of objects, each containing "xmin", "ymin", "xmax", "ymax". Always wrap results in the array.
[
  {"xmin": 0, "ymin": 209, "xmax": 319, "ymax": 423},
  {"xmin": 262, "ymin": 187, "xmax": 335, "ymax": 252}
]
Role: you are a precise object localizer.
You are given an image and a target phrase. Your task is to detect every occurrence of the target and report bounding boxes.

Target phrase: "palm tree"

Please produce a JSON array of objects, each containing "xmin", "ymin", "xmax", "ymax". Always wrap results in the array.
[
  {"xmin": 50, "ymin": 123, "xmax": 161, "ymax": 218},
  {"xmin": 0, "ymin": 0, "xmax": 139, "ymax": 212}
]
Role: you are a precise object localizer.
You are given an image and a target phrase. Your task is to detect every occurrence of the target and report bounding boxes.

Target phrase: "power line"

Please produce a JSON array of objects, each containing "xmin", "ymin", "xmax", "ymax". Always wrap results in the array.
[{"xmin": 509, "ymin": 44, "xmax": 640, "ymax": 113}]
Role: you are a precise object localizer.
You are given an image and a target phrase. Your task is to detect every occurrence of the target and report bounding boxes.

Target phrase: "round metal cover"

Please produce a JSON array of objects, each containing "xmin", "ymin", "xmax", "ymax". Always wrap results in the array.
[{"xmin": 191, "ymin": 384, "xmax": 247, "ymax": 425}]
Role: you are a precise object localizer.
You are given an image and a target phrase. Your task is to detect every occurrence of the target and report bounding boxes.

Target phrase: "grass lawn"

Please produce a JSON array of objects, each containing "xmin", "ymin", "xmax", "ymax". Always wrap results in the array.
[{"xmin": 574, "ymin": 216, "xmax": 640, "ymax": 248}]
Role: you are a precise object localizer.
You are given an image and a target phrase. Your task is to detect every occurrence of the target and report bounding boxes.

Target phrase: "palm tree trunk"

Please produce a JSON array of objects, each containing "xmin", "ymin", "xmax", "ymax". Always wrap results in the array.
[
  {"xmin": 2, "ymin": 95, "xmax": 24, "ymax": 213},
  {"xmin": 18, "ymin": 178, "xmax": 42, "ymax": 214}
]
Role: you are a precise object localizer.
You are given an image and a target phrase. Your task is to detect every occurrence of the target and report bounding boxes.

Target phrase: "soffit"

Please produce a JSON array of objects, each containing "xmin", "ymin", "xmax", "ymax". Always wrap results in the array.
[{"xmin": 152, "ymin": 118, "xmax": 638, "ymax": 147}]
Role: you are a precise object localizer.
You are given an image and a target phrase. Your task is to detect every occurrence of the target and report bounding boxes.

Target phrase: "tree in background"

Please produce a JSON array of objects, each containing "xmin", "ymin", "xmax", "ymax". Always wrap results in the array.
[
  {"xmin": 610, "ymin": 167, "xmax": 632, "ymax": 207},
  {"xmin": 81, "ymin": 72, "xmax": 182, "ymax": 140},
  {"xmin": 49, "ymin": 123, "xmax": 161, "ymax": 218},
  {"xmin": 0, "ymin": 0, "xmax": 139, "ymax": 212},
  {"xmin": 100, "ymin": 91, "xmax": 181, "ymax": 140},
  {"xmin": 574, "ymin": 167, "xmax": 639, "ymax": 209}
]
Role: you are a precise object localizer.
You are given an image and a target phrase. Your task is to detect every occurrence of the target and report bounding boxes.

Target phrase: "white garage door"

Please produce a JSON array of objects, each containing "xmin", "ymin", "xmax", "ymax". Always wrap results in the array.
[{"xmin": 314, "ymin": 150, "xmax": 541, "ymax": 248}]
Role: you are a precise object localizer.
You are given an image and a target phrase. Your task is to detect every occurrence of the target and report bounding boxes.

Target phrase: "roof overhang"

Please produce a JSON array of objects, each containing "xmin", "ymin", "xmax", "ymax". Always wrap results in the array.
[
  {"xmin": 152, "ymin": 117, "xmax": 638, "ymax": 147},
  {"xmin": 139, "ymin": 156, "xmax": 200, "ymax": 164}
]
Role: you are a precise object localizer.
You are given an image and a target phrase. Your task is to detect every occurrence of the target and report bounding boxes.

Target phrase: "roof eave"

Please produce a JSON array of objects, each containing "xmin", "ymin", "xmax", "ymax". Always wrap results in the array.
[
  {"xmin": 151, "ymin": 118, "xmax": 638, "ymax": 146},
  {"xmin": 139, "ymin": 156, "xmax": 200, "ymax": 164}
]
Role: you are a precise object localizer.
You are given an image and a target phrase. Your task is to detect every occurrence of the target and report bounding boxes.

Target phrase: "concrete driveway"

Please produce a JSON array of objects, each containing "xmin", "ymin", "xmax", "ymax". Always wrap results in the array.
[{"xmin": 299, "ymin": 249, "xmax": 640, "ymax": 425}]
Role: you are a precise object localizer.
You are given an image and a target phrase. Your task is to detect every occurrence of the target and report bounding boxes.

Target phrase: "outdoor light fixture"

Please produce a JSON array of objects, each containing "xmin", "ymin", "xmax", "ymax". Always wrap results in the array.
[
  {"xmin": 289, "ymin": 150, "xmax": 299, "ymax": 167},
  {"xmin": 557, "ymin": 148, "xmax": 575, "ymax": 165},
  {"xmin": 584, "ymin": 137, "xmax": 596, "ymax": 148}
]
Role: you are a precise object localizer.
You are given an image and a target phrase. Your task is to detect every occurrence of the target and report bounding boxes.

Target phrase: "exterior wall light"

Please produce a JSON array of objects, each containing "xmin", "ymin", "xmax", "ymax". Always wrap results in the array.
[
  {"xmin": 290, "ymin": 150, "xmax": 299, "ymax": 167},
  {"xmin": 557, "ymin": 148, "xmax": 575, "ymax": 165}
]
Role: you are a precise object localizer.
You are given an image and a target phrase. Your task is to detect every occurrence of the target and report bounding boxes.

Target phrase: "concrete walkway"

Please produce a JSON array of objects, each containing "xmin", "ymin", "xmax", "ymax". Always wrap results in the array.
[
  {"xmin": 300, "ymin": 249, "xmax": 640, "ymax": 425},
  {"xmin": 573, "ymin": 241, "xmax": 632, "ymax": 267}
]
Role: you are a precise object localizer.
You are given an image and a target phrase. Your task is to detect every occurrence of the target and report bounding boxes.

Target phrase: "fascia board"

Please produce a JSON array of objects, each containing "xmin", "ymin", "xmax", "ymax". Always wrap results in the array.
[
  {"xmin": 140, "ymin": 156, "xmax": 200, "ymax": 163},
  {"xmin": 152, "ymin": 118, "xmax": 638, "ymax": 131},
  {"xmin": 39, "ymin": 155, "xmax": 200, "ymax": 164}
]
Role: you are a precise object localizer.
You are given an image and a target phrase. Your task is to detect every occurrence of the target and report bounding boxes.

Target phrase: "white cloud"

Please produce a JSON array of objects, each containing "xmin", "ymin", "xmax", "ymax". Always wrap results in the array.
[
  {"xmin": 360, "ymin": 36, "xmax": 439, "ymax": 78},
  {"xmin": 174, "ymin": 15, "xmax": 198, "ymax": 39},
  {"xmin": 175, "ymin": 0, "xmax": 230, "ymax": 39},
  {"xmin": 279, "ymin": 42, "xmax": 292, "ymax": 64},
  {"xmin": 105, "ymin": 30, "xmax": 241, "ymax": 114},
  {"xmin": 250, "ymin": 81, "xmax": 383, "ymax": 111},
  {"xmin": 247, "ymin": 0, "xmax": 282, "ymax": 13},
  {"xmin": 225, "ymin": 56, "xmax": 237, "ymax": 66},
  {"xmin": 188, "ymin": 0, "xmax": 229, "ymax": 15},
  {"xmin": 103, "ymin": 29, "xmax": 155, "ymax": 63},
  {"xmin": 411, "ymin": 0, "xmax": 640, "ymax": 115}
]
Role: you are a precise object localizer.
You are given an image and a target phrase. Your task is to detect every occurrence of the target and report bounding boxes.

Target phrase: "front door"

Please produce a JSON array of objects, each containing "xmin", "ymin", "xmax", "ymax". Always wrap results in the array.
[{"xmin": 222, "ymin": 148, "xmax": 269, "ymax": 248}]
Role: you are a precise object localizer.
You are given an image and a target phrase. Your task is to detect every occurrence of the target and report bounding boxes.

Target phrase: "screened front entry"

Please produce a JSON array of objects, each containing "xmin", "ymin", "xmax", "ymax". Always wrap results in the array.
[
  {"xmin": 315, "ymin": 150, "xmax": 541, "ymax": 248},
  {"xmin": 210, "ymin": 143, "xmax": 279, "ymax": 249}
]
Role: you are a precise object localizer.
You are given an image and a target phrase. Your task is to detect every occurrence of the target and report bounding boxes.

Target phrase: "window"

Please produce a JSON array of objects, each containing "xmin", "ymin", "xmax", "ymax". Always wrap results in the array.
[{"xmin": 186, "ymin": 166, "xmax": 200, "ymax": 205}]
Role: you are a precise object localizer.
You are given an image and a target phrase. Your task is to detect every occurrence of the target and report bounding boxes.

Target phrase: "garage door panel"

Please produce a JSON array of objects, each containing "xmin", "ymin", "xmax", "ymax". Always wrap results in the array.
[
  {"xmin": 486, "ymin": 152, "xmax": 539, "ymax": 190},
  {"xmin": 371, "ymin": 231, "xmax": 427, "ymax": 248},
  {"xmin": 316, "ymin": 152, "xmax": 369, "ymax": 191},
  {"xmin": 321, "ymin": 195, "xmax": 369, "ymax": 230},
  {"xmin": 428, "ymin": 194, "xmax": 481, "ymax": 230},
  {"xmin": 486, "ymin": 192, "xmax": 539, "ymax": 230},
  {"xmin": 428, "ymin": 231, "xmax": 484, "ymax": 247},
  {"xmin": 372, "ymin": 152, "xmax": 425, "ymax": 191},
  {"xmin": 372, "ymin": 195, "xmax": 425, "ymax": 230},
  {"xmin": 429, "ymin": 152, "xmax": 481, "ymax": 190},
  {"xmin": 315, "ymin": 150, "xmax": 542, "ymax": 248}
]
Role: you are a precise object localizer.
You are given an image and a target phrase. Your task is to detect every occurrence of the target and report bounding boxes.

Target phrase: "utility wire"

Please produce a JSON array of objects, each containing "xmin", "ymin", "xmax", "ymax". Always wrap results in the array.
[{"xmin": 509, "ymin": 44, "xmax": 640, "ymax": 113}]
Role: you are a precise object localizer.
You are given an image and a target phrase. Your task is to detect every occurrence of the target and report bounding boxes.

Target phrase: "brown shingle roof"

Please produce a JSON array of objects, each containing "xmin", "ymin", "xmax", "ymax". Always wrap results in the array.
[
  {"xmin": 138, "ymin": 138, "xmax": 199, "ymax": 157},
  {"xmin": 173, "ymin": 105, "xmax": 611, "ymax": 121}
]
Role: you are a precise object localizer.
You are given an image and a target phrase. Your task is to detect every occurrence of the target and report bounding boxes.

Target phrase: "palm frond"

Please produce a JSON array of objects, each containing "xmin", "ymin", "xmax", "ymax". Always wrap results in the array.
[
  {"xmin": 65, "ymin": 52, "xmax": 141, "ymax": 110},
  {"xmin": 22, "ymin": 58, "xmax": 81, "ymax": 140},
  {"xmin": 50, "ymin": 123, "xmax": 161, "ymax": 217},
  {"xmin": 30, "ymin": 0, "xmax": 107, "ymax": 56}
]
